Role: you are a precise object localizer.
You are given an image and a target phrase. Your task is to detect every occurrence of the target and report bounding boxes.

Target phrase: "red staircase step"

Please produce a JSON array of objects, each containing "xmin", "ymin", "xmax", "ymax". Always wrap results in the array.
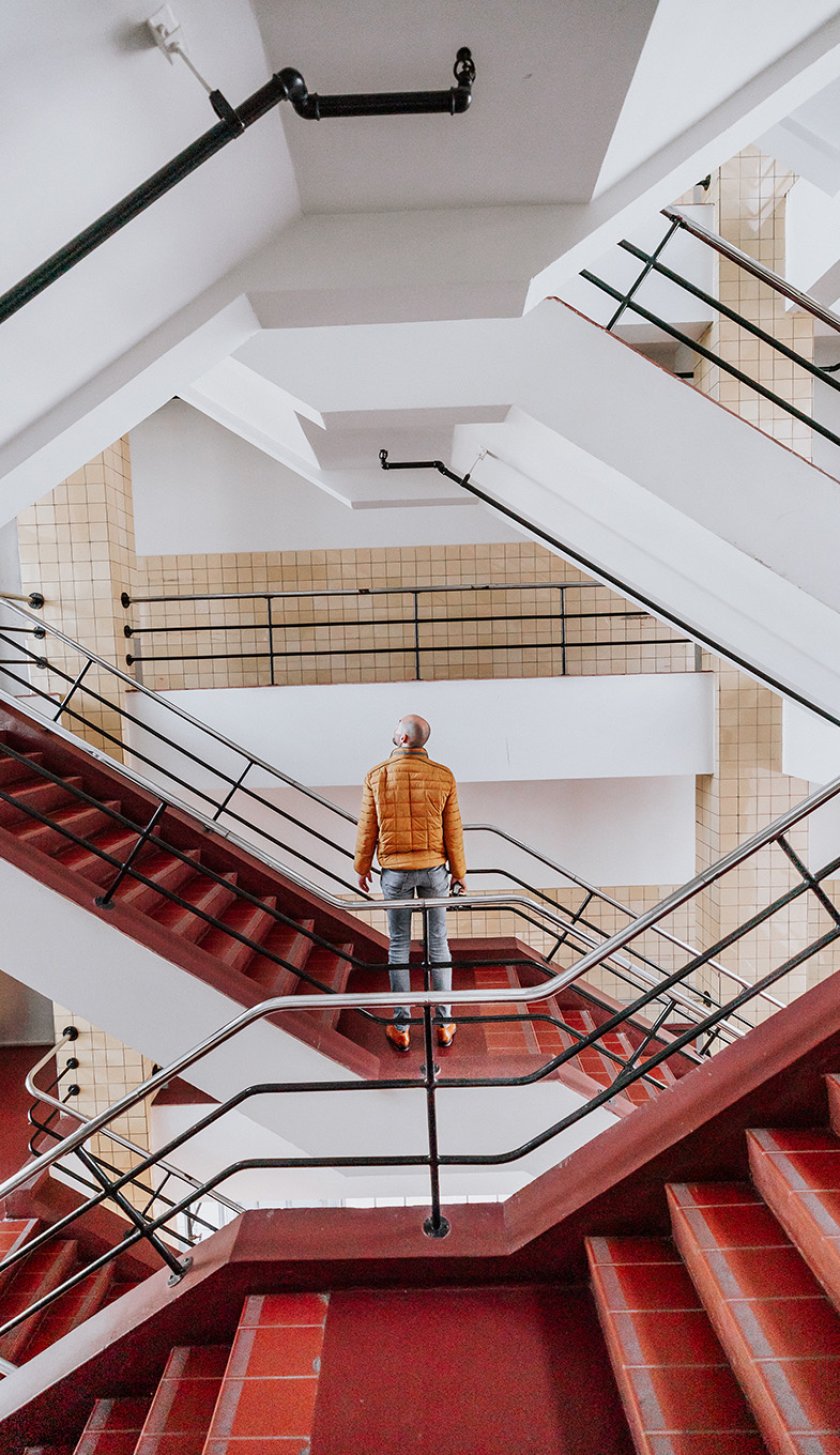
[
  {"xmin": 669, "ymin": 1180, "xmax": 840, "ymax": 1451},
  {"xmin": 245, "ymin": 920, "xmax": 316, "ymax": 994},
  {"xmin": 73, "ymin": 1395, "xmax": 152, "ymax": 1454},
  {"xmin": 110, "ymin": 850, "xmax": 201, "ymax": 915},
  {"xmin": 55, "ymin": 827, "xmax": 145, "ymax": 886},
  {"xmin": 0, "ymin": 1238, "xmax": 79, "ymax": 1364},
  {"xmin": 13, "ymin": 800, "xmax": 123, "ymax": 855},
  {"xmin": 198, "ymin": 895, "xmax": 279, "ymax": 974},
  {"xmin": 203, "ymin": 1292, "xmax": 329, "ymax": 1453},
  {"xmin": 470, "ymin": 966, "xmax": 537, "ymax": 1054},
  {"xmin": 100, "ymin": 1277, "xmax": 142, "ymax": 1308},
  {"xmin": 747, "ymin": 1126, "xmax": 840, "ymax": 1315},
  {"xmin": 0, "ymin": 775, "xmax": 83, "ymax": 827},
  {"xmin": 299, "ymin": 944, "xmax": 353, "ymax": 1030},
  {"xmin": 0, "ymin": 750, "xmax": 44, "ymax": 786},
  {"xmin": 0, "ymin": 1219, "xmax": 40, "ymax": 1309},
  {"xmin": 134, "ymin": 1343, "xmax": 229, "ymax": 1454},
  {"xmin": 21, "ymin": 1264, "xmax": 114, "ymax": 1362},
  {"xmin": 150, "ymin": 872, "xmax": 239, "ymax": 944},
  {"xmin": 587, "ymin": 1234, "xmax": 767, "ymax": 1454}
]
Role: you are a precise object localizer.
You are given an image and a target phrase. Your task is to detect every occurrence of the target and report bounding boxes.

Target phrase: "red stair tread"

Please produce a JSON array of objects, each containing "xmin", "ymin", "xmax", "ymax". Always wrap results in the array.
[
  {"xmin": 55, "ymin": 828, "xmax": 145, "ymax": 885},
  {"xmin": 13, "ymin": 800, "xmax": 123, "ymax": 854},
  {"xmin": 150, "ymin": 872, "xmax": 239, "ymax": 943},
  {"xmin": 0, "ymin": 775, "xmax": 84, "ymax": 826},
  {"xmin": 198, "ymin": 895, "xmax": 279, "ymax": 973},
  {"xmin": 0, "ymin": 1238, "xmax": 79, "ymax": 1363},
  {"xmin": 245, "ymin": 920, "xmax": 315, "ymax": 994},
  {"xmin": 748, "ymin": 1125, "xmax": 840, "ymax": 1315},
  {"xmin": 586, "ymin": 1235, "xmax": 767, "ymax": 1454},
  {"xmin": 300, "ymin": 944, "xmax": 353, "ymax": 1030},
  {"xmin": 22, "ymin": 1265, "xmax": 114, "ymax": 1362},
  {"xmin": 110, "ymin": 850, "xmax": 201, "ymax": 915},
  {"xmin": 73, "ymin": 1395, "xmax": 153, "ymax": 1454},
  {"xmin": 135, "ymin": 1344, "xmax": 230, "ymax": 1454},
  {"xmin": 669, "ymin": 1181, "xmax": 840, "ymax": 1449},
  {"xmin": 203, "ymin": 1293, "xmax": 328, "ymax": 1450},
  {"xmin": 0, "ymin": 750, "xmax": 45, "ymax": 785}
]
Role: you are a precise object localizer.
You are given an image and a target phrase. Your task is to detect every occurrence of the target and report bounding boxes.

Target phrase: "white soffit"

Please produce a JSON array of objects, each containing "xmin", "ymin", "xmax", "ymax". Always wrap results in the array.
[
  {"xmin": 595, "ymin": 0, "xmax": 840, "ymax": 196},
  {"xmin": 253, "ymin": 0, "xmax": 659, "ymax": 211}
]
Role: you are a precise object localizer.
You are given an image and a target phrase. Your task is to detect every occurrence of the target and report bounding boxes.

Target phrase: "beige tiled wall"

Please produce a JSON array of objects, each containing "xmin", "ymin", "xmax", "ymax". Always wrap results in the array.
[
  {"xmin": 688, "ymin": 150, "xmax": 826, "ymax": 1000},
  {"xmin": 16, "ymin": 438, "xmax": 137, "ymax": 757},
  {"xmin": 128, "ymin": 543, "xmax": 693, "ymax": 693}
]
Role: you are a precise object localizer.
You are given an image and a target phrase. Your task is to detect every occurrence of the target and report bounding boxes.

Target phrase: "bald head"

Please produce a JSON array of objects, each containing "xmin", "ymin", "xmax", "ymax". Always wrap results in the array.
[{"xmin": 394, "ymin": 714, "xmax": 430, "ymax": 748}]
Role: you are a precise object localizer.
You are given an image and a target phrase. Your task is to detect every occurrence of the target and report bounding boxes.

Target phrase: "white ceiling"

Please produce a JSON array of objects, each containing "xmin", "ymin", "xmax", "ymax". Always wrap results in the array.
[
  {"xmin": 254, "ymin": 0, "xmax": 658, "ymax": 211},
  {"xmin": 4, "ymin": 0, "xmax": 840, "ymax": 520}
]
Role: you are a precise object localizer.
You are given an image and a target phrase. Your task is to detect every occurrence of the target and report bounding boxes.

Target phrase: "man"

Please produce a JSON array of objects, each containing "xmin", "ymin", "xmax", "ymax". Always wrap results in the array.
[{"xmin": 355, "ymin": 714, "xmax": 467, "ymax": 1052}]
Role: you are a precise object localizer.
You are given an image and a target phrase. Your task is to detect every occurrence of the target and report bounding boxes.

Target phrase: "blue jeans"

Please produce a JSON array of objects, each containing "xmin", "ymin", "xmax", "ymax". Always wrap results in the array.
[{"xmin": 380, "ymin": 864, "xmax": 452, "ymax": 1024}]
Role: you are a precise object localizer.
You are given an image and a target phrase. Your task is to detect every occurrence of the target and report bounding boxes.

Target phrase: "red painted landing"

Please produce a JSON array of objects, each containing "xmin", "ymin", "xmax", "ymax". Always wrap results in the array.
[{"xmin": 310, "ymin": 1285, "xmax": 633, "ymax": 1455}]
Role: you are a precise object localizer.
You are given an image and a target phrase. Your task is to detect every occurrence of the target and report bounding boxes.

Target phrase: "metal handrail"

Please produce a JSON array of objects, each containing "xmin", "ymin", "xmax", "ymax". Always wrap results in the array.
[
  {"xmin": 0, "ymin": 596, "xmax": 740, "ymax": 1013},
  {"xmin": 25, "ymin": 1036, "xmax": 244, "ymax": 1221},
  {"xmin": 662, "ymin": 205, "xmax": 840, "ymax": 335},
  {"xmin": 0, "ymin": 596, "xmax": 808, "ymax": 1038},
  {"xmin": 121, "ymin": 577, "xmax": 689, "ymax": 683},
  {"xmin": 3, "ymin": 751, "xmax": 840, "ymax": 1210}
]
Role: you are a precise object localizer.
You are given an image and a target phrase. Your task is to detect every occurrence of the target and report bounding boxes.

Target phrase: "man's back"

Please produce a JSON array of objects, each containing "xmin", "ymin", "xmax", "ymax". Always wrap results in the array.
[{"xmin": 355, "ymin": 746, "xmax": 466, "ymax": 879}]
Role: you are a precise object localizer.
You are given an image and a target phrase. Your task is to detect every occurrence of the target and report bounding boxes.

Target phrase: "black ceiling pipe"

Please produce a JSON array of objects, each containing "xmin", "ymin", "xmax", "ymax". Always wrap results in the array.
[{"xmin": 0, "ymin": 49, "xmax": 474, "ymax": 327}]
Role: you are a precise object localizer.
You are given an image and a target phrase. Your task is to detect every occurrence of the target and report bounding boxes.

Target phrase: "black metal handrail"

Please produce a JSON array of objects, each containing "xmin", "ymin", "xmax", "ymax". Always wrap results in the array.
[
  {"xmin": 1, "ymin": 754, "xmax": 839, "ymax": 1368},
  {"xmin": 577, "ymin": 204, "xmax": 840, "ymax": 455},
  {"xmin": 120, "ymin": 579, "xmax": 691, "ymax": 684},
  {"xmin": 0, "ymin": 595, "xmax": 749, "ymax": 1026},
  {"xmin": 26, "ymin": 1032, "xmax": 243, "ymax": 1230},
  {"xmin": 0, "ymin": 725, "xmax": 753, "ymax": 1055}
]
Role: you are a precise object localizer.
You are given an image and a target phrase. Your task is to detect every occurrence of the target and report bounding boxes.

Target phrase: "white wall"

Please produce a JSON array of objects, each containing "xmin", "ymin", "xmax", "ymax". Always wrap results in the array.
[
  {"xmin": 125, "ymin": 673, "xmax": 714, "ymax": 786},
  {"xmin": 129, "ymin": 401, "xmax": 515, "ymax": 555},
  {"xmin": 121, "ymin": 673, "xmax": 712, "ymax": 888}
]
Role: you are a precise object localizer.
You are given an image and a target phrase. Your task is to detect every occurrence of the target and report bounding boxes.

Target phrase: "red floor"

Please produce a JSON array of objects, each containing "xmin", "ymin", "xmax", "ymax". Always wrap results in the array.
[{"xmin": 310, "ymin": 1285, "xmax": 634, "ymax": 1455}]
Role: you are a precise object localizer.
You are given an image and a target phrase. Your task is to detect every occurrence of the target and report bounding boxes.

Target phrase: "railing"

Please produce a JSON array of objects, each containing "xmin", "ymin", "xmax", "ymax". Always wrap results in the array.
[
  {"xmin": 27, "ymin": 1030, "xmax": 243, "ymax": 1244},
  {"xmin": 119, "ymin": 580, "xmax": 694, "ymax": 686},
  {"xmin": 1, "ymin": 756, "xmax": 840, "ymax": 1370},
  {"xmin": 0, "ymin": 596, "xmax": 755, "ymax": 1032},
  {"xmin": 577, "ymin": 203, "xmax": 840, "ymax": 456}
]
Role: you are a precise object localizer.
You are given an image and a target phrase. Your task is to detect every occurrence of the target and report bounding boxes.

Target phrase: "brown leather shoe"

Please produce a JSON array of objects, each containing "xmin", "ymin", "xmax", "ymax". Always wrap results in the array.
[
  {"xmin": 386, "ymin": 1024, "xmax": 411, "ymax": 1053},
  {"xmin": 436, "ymin": 1022, "xmax": 457, "ymax": 1048}
]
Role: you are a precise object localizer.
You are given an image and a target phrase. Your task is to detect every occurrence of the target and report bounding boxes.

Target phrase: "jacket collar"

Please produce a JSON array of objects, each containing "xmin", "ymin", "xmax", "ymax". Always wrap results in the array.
[{"xmin": 390, "ymin": 746, "xmax": 429, "ymax": 758}]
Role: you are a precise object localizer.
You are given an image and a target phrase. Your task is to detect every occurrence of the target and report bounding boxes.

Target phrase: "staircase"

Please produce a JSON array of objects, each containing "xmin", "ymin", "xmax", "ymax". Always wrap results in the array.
[
  {"xmin": 6, "ymin": 1063, "xmax": 840, "ymax": 1452},
  {"xmin": 589, "ymin": 1069, "xmax": 840, "ymax": 1452},
  {"xmin": 449, "ymin": 296, "xmax": 840, "ymax": 725},
  {"xmin": 0, "ymin": 1218, "xmax": 141, "ymax": 1370},
  {"xmin": 0, "ymin": 695, "xmax": 688, "ymax": 1165}
]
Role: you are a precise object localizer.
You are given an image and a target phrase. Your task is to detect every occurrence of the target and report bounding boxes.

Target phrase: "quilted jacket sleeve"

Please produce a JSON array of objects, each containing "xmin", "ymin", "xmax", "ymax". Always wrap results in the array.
[
  {"xmin": 354, "ymin": 773, "xmax": 379, "ymax": 876},
  {"xmin": 442, "ymin": 779, "xmax": 467, "ymax": 882}
]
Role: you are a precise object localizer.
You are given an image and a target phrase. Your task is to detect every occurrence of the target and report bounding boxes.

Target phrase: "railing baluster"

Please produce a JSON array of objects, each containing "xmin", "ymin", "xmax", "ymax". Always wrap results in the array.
[
  {"xmin": 95, "ymin": 802, "xmax": 166, "ymax": 908},
  {"xmin": 420, "ymin": 902, "xmax": 449, "ymax": 1239},
  {"xmin": 52, "ymin": 655, "xmax": 94, "ymax": 722}
]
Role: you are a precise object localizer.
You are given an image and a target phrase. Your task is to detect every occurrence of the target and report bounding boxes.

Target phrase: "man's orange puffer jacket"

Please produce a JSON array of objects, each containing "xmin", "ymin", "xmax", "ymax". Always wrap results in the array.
[{"xmin": 354, "ymin": 746, "xmax": 466, "ymax": 881}]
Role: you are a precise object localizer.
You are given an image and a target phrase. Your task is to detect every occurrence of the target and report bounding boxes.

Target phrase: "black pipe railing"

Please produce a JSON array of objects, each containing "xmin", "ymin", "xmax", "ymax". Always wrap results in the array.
[
  {"xmin": 0, "ymin": 51, "xmax": 474, "ymax": 328},
  {"xmin": 1, "ymin": 766, "xmax": 839, "ymax": 1366},
  {"xmin": 120, "ymin": 580, "xmax": 692, "ymax": 684},
  {"xmin": 0, "ymin": 596, "xmax": 757, "ymax": 1030},
  {"xmin": 0, "ymin": 716, "xmax": 755, "ymax": 1063}
]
